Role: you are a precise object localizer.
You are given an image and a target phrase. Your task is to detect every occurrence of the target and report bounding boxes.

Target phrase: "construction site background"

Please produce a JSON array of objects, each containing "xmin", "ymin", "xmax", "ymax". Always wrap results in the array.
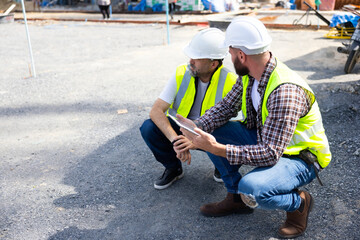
[{"xmin": 2, "ymin": 0, "xmax": 360, "ymax": 13}]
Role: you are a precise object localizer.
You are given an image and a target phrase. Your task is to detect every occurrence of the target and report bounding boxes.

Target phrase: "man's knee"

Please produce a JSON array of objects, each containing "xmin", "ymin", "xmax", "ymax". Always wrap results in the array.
[
  {"xmin": 238, "ymin": 175, "xmax": 270, "ymax": 208},
  {"xmin": 139, "ymin": 119, "xmax": 157, "ymax": 141}
]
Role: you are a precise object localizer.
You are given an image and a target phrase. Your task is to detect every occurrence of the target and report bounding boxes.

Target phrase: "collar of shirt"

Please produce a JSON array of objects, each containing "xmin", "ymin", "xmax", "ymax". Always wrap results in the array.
[{"xmin": 248, "ymin": 52, "xmax": 276, "ymax": 97}]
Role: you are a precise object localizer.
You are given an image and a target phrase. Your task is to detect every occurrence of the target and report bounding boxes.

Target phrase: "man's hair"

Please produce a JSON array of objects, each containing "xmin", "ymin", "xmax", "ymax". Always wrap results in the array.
[{"xmin": 215, "ymin": 59, "xmax": 223, "ymax": 66}]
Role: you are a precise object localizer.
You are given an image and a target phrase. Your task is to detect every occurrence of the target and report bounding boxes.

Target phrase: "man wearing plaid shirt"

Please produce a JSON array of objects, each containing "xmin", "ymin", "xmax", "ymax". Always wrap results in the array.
[{"xmin": 173, "ymin": 17, "xmax": 331, "ymax": 238}]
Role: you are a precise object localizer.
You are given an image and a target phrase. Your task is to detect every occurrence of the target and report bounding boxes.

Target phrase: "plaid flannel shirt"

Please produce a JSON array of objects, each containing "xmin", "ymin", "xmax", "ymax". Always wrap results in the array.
[{"xmin": 197, "ymin": 54, "xmax": 312, "ymax": 166}]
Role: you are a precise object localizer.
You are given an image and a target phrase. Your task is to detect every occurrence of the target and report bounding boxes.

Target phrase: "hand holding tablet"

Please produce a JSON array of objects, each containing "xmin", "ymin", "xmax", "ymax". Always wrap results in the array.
[{"xmin": 169, "ymin": 115, "xmax": 200, "ymax": 136}]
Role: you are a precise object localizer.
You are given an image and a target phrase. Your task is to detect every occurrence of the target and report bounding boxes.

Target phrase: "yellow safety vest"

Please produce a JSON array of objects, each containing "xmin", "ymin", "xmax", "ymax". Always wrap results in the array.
[
  {"xmin": 167, "ymin": 64, "xmax": 237, "ymax": 117},
  {"xmin": 240, "ymin": 60, "xmax": 331, "ymax": 168}
]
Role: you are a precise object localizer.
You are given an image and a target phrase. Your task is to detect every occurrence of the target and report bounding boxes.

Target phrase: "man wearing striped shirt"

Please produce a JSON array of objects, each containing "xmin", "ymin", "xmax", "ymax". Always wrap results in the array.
[{"xmin": 175, "ymin": 17, "xmax": 331, "ymax": 238}]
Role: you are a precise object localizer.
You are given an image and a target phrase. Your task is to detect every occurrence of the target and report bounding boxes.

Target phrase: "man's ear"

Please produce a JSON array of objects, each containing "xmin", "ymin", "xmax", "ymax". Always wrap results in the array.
[
  {"xmin": 238, "ymin": 50, "xmax": 246, "ymax": 63},
  {"xmin": 210, "ymin": 60, "xmax": 220, "ymax": 69}
]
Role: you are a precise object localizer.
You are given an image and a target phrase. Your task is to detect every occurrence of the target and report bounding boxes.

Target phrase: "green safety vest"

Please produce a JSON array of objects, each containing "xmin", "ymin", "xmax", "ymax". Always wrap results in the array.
[
  {"xmin": 167, "ymin": 64, "xmax": 237, "ymax": 118},
  {"xmin": 240, "ymin": 60, "xmax": 331, "ymax": 168}
]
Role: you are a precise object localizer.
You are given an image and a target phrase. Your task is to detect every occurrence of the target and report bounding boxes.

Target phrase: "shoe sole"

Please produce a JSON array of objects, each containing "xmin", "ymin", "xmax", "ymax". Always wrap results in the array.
[
  {"xmin": 277, "ymin": 192, "xmax": 314, "ymax": 239},
  {"xmin": 154, "ymin": 172, "xmax": 184, "ymax": 190}
]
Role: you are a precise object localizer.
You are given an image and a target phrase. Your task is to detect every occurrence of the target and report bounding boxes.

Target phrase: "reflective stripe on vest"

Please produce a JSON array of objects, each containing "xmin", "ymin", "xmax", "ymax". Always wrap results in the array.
[
  {"xmin": 240, "ymin": 60, "xmax": 331, "ymax": 168},
  {"xmin": 168, "ymin": 65, "xmax": 236, "ymax": 117},
  {"xmin": 171, "ymin": 70, "xmax": 191, "ymax": 112},
  {"xmin": 215, "ymin": 67, "xmax": 231, "ymax": 103}
]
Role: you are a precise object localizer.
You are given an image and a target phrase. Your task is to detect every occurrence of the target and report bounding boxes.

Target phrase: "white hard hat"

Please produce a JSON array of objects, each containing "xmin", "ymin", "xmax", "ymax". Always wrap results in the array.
[
  {"xmin": 183, "ymin": 28, "xmax": 228, "ymax": 59},
  {"xmin": 222, "ymin": 16, "xmax": 272, "ymax": 55}
]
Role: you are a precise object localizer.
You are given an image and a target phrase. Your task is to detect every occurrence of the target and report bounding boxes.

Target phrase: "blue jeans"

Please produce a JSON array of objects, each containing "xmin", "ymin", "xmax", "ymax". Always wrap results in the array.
[
  {"xmin": 208, "ymin": 121, "xmax": 317, "ymax": 212},
  {"xmin": 140, "ymin": 118, "xmax": 182, "ymax": 170}
]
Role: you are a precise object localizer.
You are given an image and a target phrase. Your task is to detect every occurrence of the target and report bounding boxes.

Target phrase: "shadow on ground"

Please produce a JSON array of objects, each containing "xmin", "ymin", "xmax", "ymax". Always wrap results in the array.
[
  {"xmin": 284, "ymin": 46, "xmax": 360, "ymax": 80},
  {"xmin": 49, "ymin": 120, "xmax": 286, "ymax": 239}
]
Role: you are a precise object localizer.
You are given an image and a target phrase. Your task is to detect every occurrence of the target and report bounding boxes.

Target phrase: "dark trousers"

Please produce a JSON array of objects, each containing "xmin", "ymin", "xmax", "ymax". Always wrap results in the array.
[
  {"xmin": 99, "ymin": 5, "xmax": 110, "ymax": 19},
  {"xmin": 140, "ymin": 117, "xmax": 182, "ymax": 170},
  {"xmin": 169, "ymin": 2, "xmax": 175, "ymax": 14}
]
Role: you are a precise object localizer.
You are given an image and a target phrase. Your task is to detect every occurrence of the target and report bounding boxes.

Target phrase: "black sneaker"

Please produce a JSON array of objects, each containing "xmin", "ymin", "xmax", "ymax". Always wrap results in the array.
[
  {"xmin": 213, "ymin": 168, "xmax": 223, "ymax": 183},
  {"xmin": 154, "ymin": 167, "xmax": 184, "ymax": 190}
]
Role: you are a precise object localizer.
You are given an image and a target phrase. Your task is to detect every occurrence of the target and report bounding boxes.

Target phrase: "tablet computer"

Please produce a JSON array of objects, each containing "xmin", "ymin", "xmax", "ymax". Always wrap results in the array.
[{"xmin": 169, "ymin": 115, "xmax": 200, "ymax": 136}]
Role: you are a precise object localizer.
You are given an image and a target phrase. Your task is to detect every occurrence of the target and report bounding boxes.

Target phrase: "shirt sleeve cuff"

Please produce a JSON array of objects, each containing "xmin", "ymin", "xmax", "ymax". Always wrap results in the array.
[
  {"xmin": 226, "ymin": 144, "xmax": 242, "ymax": 165},
  {"xmin": 195, "ymin": 118, "xmax": 207, "ymax": 131}
]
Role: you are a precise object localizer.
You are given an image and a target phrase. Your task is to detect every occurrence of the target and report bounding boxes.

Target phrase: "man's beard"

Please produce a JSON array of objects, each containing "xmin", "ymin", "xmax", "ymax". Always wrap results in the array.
[
  {"xmin": 234, "ymin": 56, "xmax": 250, "ymax": 76},
  {"xmin": 188, "ymin": 64, "xmax": 198, "ymax": 77}
]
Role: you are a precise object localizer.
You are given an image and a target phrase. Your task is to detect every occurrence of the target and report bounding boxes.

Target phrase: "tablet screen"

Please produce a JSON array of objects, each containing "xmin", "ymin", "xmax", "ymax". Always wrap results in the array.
[{"xmin": 169, "ymin": 115, "xmax": 200, "ymax": 136}]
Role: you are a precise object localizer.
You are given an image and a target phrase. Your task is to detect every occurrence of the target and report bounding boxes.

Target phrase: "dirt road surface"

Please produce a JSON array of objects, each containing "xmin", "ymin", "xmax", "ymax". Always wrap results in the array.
[{"xmin": 0, "ymin": 21, "xmax": 359, "ymax": 239}]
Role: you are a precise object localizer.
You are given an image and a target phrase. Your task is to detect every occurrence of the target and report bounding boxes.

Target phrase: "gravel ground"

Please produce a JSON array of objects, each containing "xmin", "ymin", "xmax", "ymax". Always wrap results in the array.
[{"xmin": 0, "ymin": 21, "xmax": 359, "ymax": 240}]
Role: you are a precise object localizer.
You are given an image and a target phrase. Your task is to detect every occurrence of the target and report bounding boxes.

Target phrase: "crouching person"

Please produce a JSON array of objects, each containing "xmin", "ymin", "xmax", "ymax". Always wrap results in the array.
[
  {"xmin": 176, "ymin": 17, "xmax": 331, "ymax": 238},
  {"xmin": 140, "ymin": 28, "xmax": 237, "ymax": 190}
]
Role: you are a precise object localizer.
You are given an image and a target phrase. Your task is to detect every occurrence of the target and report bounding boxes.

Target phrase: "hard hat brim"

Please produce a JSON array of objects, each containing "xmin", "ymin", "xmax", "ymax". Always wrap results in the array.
[
  {"xmin": 183, "ymin": 44, "xmax": 201, "ymax": 59},
  {"xmin": 225, "ymin": 44, "xmax": 271, "ymax": 55},
  {"xmin": 183, "ymin": 44, "xmax": 229, "ymax": 60}
]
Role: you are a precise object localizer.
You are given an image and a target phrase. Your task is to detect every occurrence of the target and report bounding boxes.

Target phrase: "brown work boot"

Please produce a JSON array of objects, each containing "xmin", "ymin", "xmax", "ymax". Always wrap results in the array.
[
  {"xmin": 278, "ymin": 191, "xmax": 314, "ymax": 239},
  {"xmin": 200, "ymin": 192, "xmax": 254, "ymax": 217}
]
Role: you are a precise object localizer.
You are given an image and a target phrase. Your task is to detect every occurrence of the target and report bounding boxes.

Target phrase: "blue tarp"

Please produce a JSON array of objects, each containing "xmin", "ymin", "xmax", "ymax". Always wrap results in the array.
[
  {"xmin": 201, "ymin": 0, "xmax": 225, "ymax": 12},
  {"xmin": 152, "ymin": 3, "xmax": 163, "ymax": 12},
  {"xmin": 128, "ymin": 0, "xmax": 234, "ymax": 12},
  {"xmin": 128, "ymin": 0, "xmax": 146, "ymax": 11},
  {"xmin": 330, "ymin": 13, "xmax": 360, "ymax": 27}
]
